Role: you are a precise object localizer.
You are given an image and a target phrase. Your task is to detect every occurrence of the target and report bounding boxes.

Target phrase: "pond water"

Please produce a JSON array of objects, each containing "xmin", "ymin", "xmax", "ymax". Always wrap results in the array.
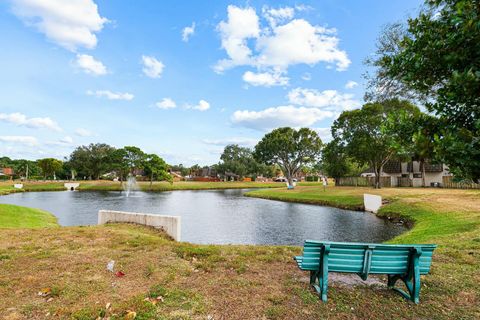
[{"xmin": 0, "ymin": 189, "xmax": 406, "ymax": 245}]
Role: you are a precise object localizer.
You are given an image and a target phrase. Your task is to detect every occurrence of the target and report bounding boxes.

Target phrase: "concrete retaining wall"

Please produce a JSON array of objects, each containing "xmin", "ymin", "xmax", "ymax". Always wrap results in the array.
[
  {"xmin": 364, "ymin": 194, "xmax": 382, "ymax": 213},
  {"xmin": 64, "ymin": 183, "xmax": 80, "ymax": 190},
  {"xmin": 98, "ymin": 210, "xmax": 181, "ymax": 241}
]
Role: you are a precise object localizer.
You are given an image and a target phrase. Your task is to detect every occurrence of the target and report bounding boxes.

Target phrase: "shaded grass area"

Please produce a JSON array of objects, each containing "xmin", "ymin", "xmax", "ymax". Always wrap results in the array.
[
  {"xmin": 0, "ymin": 204, "xmax": 58, "ymax": 229},
  {"xmin": 0, "ymin": 186, "xmax": 479, "ymax": 319}
]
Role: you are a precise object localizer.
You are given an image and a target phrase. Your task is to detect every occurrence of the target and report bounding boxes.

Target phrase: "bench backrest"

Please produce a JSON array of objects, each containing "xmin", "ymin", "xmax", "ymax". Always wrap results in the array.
[{"xmin": 300, "ymin": 240, "xmax": 436, "ymax": 275}]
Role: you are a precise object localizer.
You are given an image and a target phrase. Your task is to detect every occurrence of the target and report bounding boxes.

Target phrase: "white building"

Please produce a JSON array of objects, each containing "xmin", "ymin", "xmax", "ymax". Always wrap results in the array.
[{"xmin": 361, "ymin": 160, "xmax": 451, "ymax": 187}]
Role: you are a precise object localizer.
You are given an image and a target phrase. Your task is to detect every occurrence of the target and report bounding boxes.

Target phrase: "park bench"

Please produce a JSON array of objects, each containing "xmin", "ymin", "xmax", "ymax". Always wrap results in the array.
[{"xmin": 294, "ymin": 240, "xmax": 436, "ymax": 304}]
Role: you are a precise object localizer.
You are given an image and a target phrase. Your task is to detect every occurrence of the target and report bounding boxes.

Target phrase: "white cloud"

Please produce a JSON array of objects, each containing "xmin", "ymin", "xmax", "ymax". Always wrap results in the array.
[
  {"xmin": 242, "ymin": 70, "xmax": 289, "ymax": 87},
  {"xmin": 156, "ymin": 98, "xmax": 177, "ymax": 109},
  {"xmin": 256, "ymin": 19, "xmax": 350, "ymax": 71},
  {"xmin": 231, "ymin": 105, "xmax": 333, "ymax": 131},
  {"xmin": 214, "ymin": 5, "xmax": 260, "ymax": 73},
  {"xmin": 182, "ymin": 22, "xmax": 195, "ymax": 42},
  {"xmin": 314, "ymin": 127, "xmax": 332, "ymax": 143},
  {"xmin": 202, "ymin": 137, "xmax": 257, "ymax": 147},
  {"xmin": 87, "ymin": 90, "xmax": 134, "ymax": 100},
  {"xmin": 142, "ymin": 55, "xmax": 164, "ymax": 78},
  {"xmin": 262, "ymin": 6, "xmax": 295, "ymax": 27},
  {"xmin": 189, "ymin": 100, "xmax": 210, "ymax": 111},
  {"xmin": 287, "ymin": 88, "xmax": 361, "ymax": 111},
  {"xmin": 75, "ymin": 128, "xmax": 92, "ymax": 137},
  {"xmin": 215, "ymin": 5, "xmax": 350, "ymax": 76},
  {"xmin": 345, "ymin": 80, "xmax": 358, "ymax": 89},
  {"xmin": 0, "ymin": 135, "xmax": 38, "ymax": 146},
  {"xmin": 75, "ymin": 54, "xmax": 107, "ymax": 75},
  {"xmin": 0, "ymin": 112, "xmax": 62, "ymax": 131},
  {"xmin": 60, "ymin": 136, "xmax": 73, "ymax": 144},
  {"xmin": 11, "ymin": 0, "xmax": 108, "ymax": 51}
]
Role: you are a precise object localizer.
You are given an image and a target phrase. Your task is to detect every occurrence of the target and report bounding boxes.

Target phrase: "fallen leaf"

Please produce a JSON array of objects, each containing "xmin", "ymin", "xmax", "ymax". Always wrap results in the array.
[
  {"xmin": 115, "ymin": 271, "xmax": 125, "ymax": 277},
  {"xmin": 125, "ymin": 310, "xmax": 136, "ymax": 320},
  {"xmin": 106, "ymin": 302, "xmax": 111, "ymax": 310},
  {"xmin": 38, "ymin": 288, "xmax": 51, "ymax": 297}
]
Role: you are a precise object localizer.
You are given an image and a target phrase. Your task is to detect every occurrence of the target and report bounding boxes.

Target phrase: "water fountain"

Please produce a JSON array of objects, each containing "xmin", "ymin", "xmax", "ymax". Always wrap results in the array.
[{"xmin": 123, "ymin": 174, "xmax": 139, "ymax": 197}]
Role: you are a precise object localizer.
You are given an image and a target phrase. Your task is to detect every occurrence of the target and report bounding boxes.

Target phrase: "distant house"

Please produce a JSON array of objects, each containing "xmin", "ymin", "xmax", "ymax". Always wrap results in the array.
[
  {"xmin": 0, "ymin": 167, "xmax": 14, "ymax": 177},
  {"xmin": 361, "ymin": 160, "xmax": 450, "ymax": 187}
]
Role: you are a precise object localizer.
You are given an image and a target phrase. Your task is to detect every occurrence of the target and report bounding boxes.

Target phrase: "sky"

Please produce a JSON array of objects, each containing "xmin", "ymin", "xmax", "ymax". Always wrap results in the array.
[{"xmin": 0, "ymin": 0, "xmax": 423, "ymax": 166}]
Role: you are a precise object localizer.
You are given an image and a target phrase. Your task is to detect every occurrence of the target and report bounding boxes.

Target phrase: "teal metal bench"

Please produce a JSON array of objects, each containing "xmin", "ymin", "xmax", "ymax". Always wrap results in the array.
[{"xmin": 294, "ymin": 240, "xmax": 436, "ymax": 304}]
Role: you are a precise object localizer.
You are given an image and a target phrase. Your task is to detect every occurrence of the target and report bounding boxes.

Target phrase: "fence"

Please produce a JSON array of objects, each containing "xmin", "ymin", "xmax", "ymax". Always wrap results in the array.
[
  {"xmin": 442, "ymin": 176, "xmax": 480, "ymax": 189},
  {"xmin": 398, "ymin": 177, "xmax": 412, "ymax": 187},
  {"xmin": 337, "ymin": 176, "xmax": 392, "ymax": 188}
]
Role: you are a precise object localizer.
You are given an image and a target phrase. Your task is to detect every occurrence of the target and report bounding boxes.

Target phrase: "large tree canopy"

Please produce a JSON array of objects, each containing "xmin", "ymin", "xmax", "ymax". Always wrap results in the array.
[
  {"xmin": 217, "ymin": 144, "xmax": 267, "ymax": 179},
  {"xmin": 67, "ymin": 143, "xmax": 116, "ymax": 179},
  {"xmin": 254, "ymin": 127, "xmax": 322, "ymax": 186},
  {"xmin": 332, "ymin": 99, "xmax": 420, "ymax": 188},
  {"xmin": 37, "ymin": 158, "xmax": 63, "ymax": 180},
  {"xmin": 143, "ymin": 154, "xmax": 171, "ymax": 189},
  {"xmin": 369, "ymin": 0, "xmax": 480, "ymax": 182}
]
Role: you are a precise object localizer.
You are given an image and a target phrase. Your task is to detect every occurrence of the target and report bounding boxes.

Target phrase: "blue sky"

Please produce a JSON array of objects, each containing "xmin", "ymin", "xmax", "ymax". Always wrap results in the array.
[{"xmin": 0, "ymin": 0, "xmax": 422, "ymax": 165}]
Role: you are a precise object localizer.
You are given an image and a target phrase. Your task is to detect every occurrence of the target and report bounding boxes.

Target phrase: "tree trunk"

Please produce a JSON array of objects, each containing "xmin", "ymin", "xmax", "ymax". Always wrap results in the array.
[
  {"xmin": 287, "ymin": 176, "xmax": 294, "ymax": 188},
  {"xmin": 150, "ymin": 174, "xmax": 153, "ymax": 191},
  {"xmin": 374, "ymin": 164, "xmax": 382, "ymax": 189}
]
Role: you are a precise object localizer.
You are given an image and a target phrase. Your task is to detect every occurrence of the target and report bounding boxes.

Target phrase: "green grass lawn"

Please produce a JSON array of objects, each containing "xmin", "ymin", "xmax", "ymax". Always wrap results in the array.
[
  {"xmin": 0, "ymin": 184, "xmax": 479, "ymax": 319},
  {"xmin": 0, "ymin": 180, "xmax": 323, "ymax": 195},
  {"xmin": 0, "ymin": 204, "xmax": 58, "ymax": 228}
]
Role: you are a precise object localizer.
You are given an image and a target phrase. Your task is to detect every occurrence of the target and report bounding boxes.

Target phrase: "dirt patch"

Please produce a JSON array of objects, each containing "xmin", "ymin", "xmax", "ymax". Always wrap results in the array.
[{"xmin": 298, "ymin": 273, "xmax": 385, "ymax": 288}]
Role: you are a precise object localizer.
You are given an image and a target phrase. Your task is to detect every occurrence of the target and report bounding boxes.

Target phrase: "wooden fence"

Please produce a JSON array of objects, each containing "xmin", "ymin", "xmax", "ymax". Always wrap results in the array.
[
  {"xmin": 442, "ymin": 176, "xmax": 480, "ymax": 189},
  {"xmin": 337, "ymin": 176, "xmax": 391, "ymax": 188}
]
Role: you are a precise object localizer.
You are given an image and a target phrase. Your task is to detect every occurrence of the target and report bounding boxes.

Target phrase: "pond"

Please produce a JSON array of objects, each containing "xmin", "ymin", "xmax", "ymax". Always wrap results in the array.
[{"xmin": 0, "ymin": 189, "xmax": 406, "ymax": 245}]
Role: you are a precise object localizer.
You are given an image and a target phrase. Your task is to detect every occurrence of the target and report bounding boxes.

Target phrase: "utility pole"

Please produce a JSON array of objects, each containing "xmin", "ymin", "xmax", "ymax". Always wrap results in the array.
[{"xmin": 26, "ymin": 164, "xmax": 29, "ymax": 181}]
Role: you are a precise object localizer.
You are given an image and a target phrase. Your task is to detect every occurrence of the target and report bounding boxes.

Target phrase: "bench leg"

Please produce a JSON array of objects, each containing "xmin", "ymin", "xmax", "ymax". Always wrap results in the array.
[
  {"xmin": 311, "ymin": 245, "xmax": 330, "ymax": 302},
  {"xmin": 309, "ymin": 271, "xmax": 317, "ymax": 285},
  {"xmin": 387, "ymin": 248, "xmax": 422, "ymax": 304}
]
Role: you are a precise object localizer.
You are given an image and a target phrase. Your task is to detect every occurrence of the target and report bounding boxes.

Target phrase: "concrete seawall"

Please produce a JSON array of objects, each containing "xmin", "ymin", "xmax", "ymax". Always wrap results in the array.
[
  {"xmin": 98, "ymin": 210, "xmax": 181, "ymax": 241},
  {"xmin": 64, "ymin": 183, "xmax": 80, "ymax": 191}
]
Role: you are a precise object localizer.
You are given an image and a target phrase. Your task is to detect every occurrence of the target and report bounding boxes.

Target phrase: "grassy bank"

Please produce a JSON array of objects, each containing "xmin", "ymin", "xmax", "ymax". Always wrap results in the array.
[
  {"xmin": 0, "ymin": 186, "xmax": 479, "ymax": 319},
  {"xmin": 0, "ymin": 204, "xmax": 58, "ymax": 228},
  {"xmin": 0, "ymin": 180, "xmax": 322, "ymax": 195}
]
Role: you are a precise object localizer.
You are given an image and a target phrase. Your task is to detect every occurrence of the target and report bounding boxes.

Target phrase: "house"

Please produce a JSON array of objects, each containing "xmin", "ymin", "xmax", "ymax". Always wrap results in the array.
[
  {"xmin": 361, "ymin": 160, "xmax": 450, "ymax": 187},
  {"xmin": 0, "ymin": 167, "xmax": 14, "ymax": 177}
]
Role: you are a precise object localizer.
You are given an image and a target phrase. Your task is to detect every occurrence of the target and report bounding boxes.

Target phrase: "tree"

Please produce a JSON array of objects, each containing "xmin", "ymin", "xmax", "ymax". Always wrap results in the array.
[
  {"xmin": 254, "ymin": 127, "xmax": 322, "ymax": 187},
  {"xmin": 37, "ymin": 158, "xmax": 63, "ymax": 180},
  {"xmin": 68, "ymin": 143, "xmax": 116, "ymax": 179},
  {"xmin": 122, "ymin": 146, "xmax": 145, "ymax": 175},
  {"xmin": 218, "ymin": 144, "xmax": 262, "ymax": 179},
  {"xmin": 143, "ymin": 154, "xmax": 171, "ymax": 189},
  {"xmin": 384, "ymin": 110, "xmax": 439, "ymax": 187},
  {"xmin": 370, "ymin": 0, "xmax": 480, "ymax": 182},
  {"xmin": 322, "ymin": 140, "xmax": 351, "ymax": 184},
  {"xmin": 332, "ymin": 99, "xmax": 419, "ymax": 188}
]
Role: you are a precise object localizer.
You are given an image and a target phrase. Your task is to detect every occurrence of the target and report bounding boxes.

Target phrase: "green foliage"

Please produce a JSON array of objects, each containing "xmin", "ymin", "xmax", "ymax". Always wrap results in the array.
[
  {"xmin": 321, "ymin": 139, "xmax": 365, "ymax": 180},
  {"xmin": 217, "ymin": 144, "xmax": 267, "ymax": 179},
  {"xmin": 37, "ymin": 158, "xmax": 63, "ymax": 180},
  {"xmin": 371, "ymin": 0, "xmax": 480, "ymax": 182},
  {"xmin": 332, "ymin": 99, "xmax": 419, "ymax": 188},
  {"xmin": 254, "ymin": 127, "xmax": 322, "ymax": 185},
  {"xmin": 143, "ymin": 154, "xmax": 171, "ymax": 188},
  {"xmin": 67, "ymin": 143, "xmax": 116, "ymax": 179}
]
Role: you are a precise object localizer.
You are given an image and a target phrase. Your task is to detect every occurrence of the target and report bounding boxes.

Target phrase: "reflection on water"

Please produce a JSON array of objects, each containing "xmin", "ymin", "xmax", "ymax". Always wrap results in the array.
[{"xmin": 0, "ymin": 189, "xmax": 406, "ymax": 245}]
